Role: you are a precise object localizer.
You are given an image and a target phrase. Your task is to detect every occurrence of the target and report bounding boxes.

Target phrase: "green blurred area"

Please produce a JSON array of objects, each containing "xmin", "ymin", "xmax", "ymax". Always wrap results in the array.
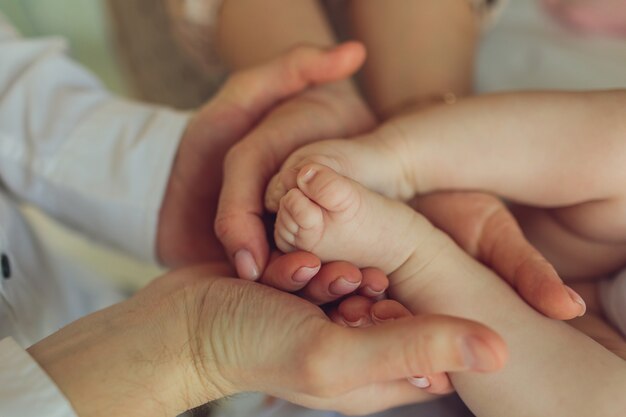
[{"xmin": 0, "ymin": 0, "xmax": 128, "ymax": 94}]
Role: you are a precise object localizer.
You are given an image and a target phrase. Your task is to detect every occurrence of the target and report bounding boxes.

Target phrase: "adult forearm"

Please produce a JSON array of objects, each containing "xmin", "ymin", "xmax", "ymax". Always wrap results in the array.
[
  {"xmin": 217, "ymin": 0, "xmax": 336, "ymax": 70},
  {"xmin": 347, "ymin": 0, "xmax": 478, "ymax": 119}
]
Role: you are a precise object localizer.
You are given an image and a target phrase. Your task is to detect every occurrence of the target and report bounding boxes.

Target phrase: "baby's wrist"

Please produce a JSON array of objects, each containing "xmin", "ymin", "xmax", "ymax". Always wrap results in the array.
[{"xmin": 357, "ymin": 122, "xmax": 419, "ymax": 201}]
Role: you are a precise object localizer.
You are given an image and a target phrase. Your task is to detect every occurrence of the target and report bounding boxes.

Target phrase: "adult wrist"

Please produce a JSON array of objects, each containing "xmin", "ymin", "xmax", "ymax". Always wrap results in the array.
[{"xmin": 26, "ymin": 289, "xmax": 218, "ymax": 417}]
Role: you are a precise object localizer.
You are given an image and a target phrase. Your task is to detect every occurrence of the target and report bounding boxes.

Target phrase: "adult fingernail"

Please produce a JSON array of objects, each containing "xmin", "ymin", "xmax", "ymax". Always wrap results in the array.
[
  {"xmin": 344, "ymin": 316, "xmax": 369, "ymax": 328},
  {"xmin": 565, "ymin": 285, "xmax": 587, "ymax": 317},
  {"xmin": 293, "ymin": 265, "xmax": 320, "ymax": 283},
  {"xmin": 234, "ymin": 250, "xmax": 260, "ymax": 281},
  {"xmin": 407, "ymin": 376, "xmax": 431, "ymax": 389},
  {"xmin": 300, "ymin": 167, "xmax": 317, "ymax": 184},
  {"xmin": 371, "ymin": 311, "xmax": 395, "ymax": 324},
  {"xmin": 460, "ymin": 336, "xmax": 499, "ymax": 371},
  {"xmin": 329, "ymin": 276, "xmax": 361, "ymax": 295},
  {"xmin": 361, "ymin": 286, "xmax": 386, "ymax": 299}
]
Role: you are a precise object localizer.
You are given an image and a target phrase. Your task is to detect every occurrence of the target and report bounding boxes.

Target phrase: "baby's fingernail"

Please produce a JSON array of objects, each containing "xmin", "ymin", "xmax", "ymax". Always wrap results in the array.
[
  {"xmin": 460, "ymin": 336, "xmax": 500, "ymax": 371},
  {"xmin": 407, "ymin": 376, "xmax": 431, "ymax": 389},
  {"xmin": 234, "ymin": 250, "xmax": 260, "ymax": 281},
  {"xmin": 329, "ymin": 276, "xmax": 361, "ymax": 295},
  {"xmin": 565, "ymin": 285, "xmax": 587, "ymax": 317},
  {"xmin": 300, "ymin": 167, "xmax": 317, "ymax": 184},
  {"xmin": 292, "ymin": 265, "xmax": 320, "ymax": 283}
]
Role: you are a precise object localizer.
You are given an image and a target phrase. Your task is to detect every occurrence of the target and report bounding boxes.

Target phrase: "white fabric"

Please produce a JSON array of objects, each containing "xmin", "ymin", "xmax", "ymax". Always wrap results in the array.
[
  {"xmin": 600, "ymin": 270, "xmax": 626, "ymax": 337},
  {"xmin": 0, "ymin": 14, "xmax": 189, "ymax": 417},
  {"xmin": 0, "ymin": 337, "xmax": 76, "ymax": 417},
  {"xmin": 219, "ymin": 1, "xmax": 626, "ymax": 416}
]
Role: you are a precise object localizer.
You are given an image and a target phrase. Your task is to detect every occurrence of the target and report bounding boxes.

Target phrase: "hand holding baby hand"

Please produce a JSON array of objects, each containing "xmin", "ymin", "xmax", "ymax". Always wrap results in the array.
[
  {"xmin": 213, "ymin": 43, "xmax": 377, "ymax": 282},
  {"xmin": 267, "ymin": 137, "xmax": 585, "ymax": 320}
]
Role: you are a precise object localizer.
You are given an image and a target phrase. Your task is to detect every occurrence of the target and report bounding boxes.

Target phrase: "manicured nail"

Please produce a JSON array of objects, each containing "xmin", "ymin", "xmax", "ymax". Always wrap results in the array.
[
  {"xmin": 292, "ymin": 265, "xmax": 320, "ymax": 283},
  {"xmin": 300, "ymin": 167, "xmax": 317, "ymax": 184},
  {"xmin": 329, "ymin": 276, "xmax": 361, "ymax": 295},
  {"xmin": 234, "ymin": 250, "xmax": 260, "ymax": 281},
  {"xmin": 460, "ymin": 336, "xmax": 499, "ymax": 371},
  {"xmin": 407, "ymin": 376, "xmax": 431, "ymax": 389},
  {"xmin": 565, "ymin": 285, "xmax": 587, "ymax": 317}
]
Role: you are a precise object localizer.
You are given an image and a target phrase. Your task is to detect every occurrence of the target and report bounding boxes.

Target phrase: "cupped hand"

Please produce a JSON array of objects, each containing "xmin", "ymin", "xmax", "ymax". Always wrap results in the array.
[
  {"xmin": 176, "ymin": 265, "xmax": 506, "ymax": 415},
  {"xmin": 329, "ymin": 295, "xmax": 455, "ymax": 396},
  {"xmin": 157, "ymin": 42, "xmax": 373, "ymax": 268},
  {"xmin": 214, "ymin": 47, "xmax": 377, "ymax": 281},
  {"xmin": 264, "ymin": 136, "xmax": 585, "ymax": 320}
]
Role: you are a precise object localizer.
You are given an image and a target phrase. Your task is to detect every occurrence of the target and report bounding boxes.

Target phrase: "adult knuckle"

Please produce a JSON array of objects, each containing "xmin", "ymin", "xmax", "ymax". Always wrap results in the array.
[{"xmin": 214, "ymin": 211, "xmax": 238, "ymax": 241}]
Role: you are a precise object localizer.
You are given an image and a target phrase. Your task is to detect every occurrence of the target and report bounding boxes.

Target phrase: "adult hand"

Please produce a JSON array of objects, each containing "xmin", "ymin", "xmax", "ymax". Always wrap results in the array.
[
  {"xmin": 157, "ymin": 42, "xmax": 371, "ymax": 268},
  {"xmin": 214, "ymin": 46, "xmax": 377, "ymax": 281},
  {"xmin": 329, "ymin": 295, "xmax": 455, "ymax": 396},
  {"xmin": 410, "ymin": 192, "xmax": 586, "ymax": 320},
  {"xmin": 264, "ymin": 137, "xmax": 584, "ymax": 320},
  {"xmin": 29, "ymin": 264, "xmax": 506, "ymax": 417}
]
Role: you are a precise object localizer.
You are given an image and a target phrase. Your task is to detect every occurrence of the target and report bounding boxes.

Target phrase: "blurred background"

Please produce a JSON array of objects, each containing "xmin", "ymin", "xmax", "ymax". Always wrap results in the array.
[{"xmin": 0, "ymin": 0, "xmax": 223, "ymax": 291}]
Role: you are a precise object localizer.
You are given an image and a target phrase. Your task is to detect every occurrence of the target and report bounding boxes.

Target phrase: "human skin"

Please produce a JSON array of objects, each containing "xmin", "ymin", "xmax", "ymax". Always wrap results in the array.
[
  {"xmin": 274, "ymin": 163, "xmax": 626, "ymax": 417},
  {"xmin": 266, "ymin": 90, "xmax": 626, "ymax": 281},
  {"xmin": 212, "ymin": 0, "xmax": 583, "ymax": 321},
  {"xmin": 157, "ymin": 42, "xmax": 388, "ymax": 301},
  {"xmin": 27, "ymin": 262, "xmax": 506, "ymax": 417}
]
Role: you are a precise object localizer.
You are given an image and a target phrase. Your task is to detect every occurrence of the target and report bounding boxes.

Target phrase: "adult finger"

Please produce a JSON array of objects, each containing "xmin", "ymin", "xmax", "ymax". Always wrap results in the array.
[
  {"xmin": 335, "ymin": 295, "xmax": 375, "ymax": 327},
  {"xmin": 260, "ymin": 251, "xmax": 321, "ymax": 292},
  {"xmin": 357, "ymin": 267, "xmax": 388, "ymax": 299},
  {"xmin": 298, "ymin": 261, "xmax": 363, "ymax": 305},
  {"xmin": 215, "ymin": 43, "xmax": 368, "ymax": 281},
  {"xmin": 412, "ymin": 192, "xmax": 586, "ymax": 320},
  {"xmin": 214, "ymin": 41, "xmax": 367, "ymax": 127},
  {"xmin": 308, "ymin": 314, "xmax": 507, "ymax": 397},
  {"xmin": 369, "ymin": 300, "xmax": 454, "ymax": 395}
]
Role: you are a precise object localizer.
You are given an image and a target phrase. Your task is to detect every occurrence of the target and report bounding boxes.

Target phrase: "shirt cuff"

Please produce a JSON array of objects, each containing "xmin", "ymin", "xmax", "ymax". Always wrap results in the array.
[
  {"xmin": 0, "ymin": 337, "xmax": 78, "ymax": 417},
  {"xmin": 50, "ymin": 99, "xmax": 191, "ymax": 264}
]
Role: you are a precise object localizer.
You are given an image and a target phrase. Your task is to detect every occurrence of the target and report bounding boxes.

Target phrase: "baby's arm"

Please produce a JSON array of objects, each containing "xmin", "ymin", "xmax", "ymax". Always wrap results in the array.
[{"xmin": 275, "ymin": 164, "xmax": 626, "ymax": 417}]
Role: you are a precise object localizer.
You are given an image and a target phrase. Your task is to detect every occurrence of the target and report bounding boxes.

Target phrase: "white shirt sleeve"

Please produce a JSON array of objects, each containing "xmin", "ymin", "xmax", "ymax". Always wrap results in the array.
[
  {"xmin": 0, "ymin": 15, "xmax": 190, "ymax": 263},
  {"xmin": 0, "ymin": 337, "xmax": 78, "ymax": 417}
]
